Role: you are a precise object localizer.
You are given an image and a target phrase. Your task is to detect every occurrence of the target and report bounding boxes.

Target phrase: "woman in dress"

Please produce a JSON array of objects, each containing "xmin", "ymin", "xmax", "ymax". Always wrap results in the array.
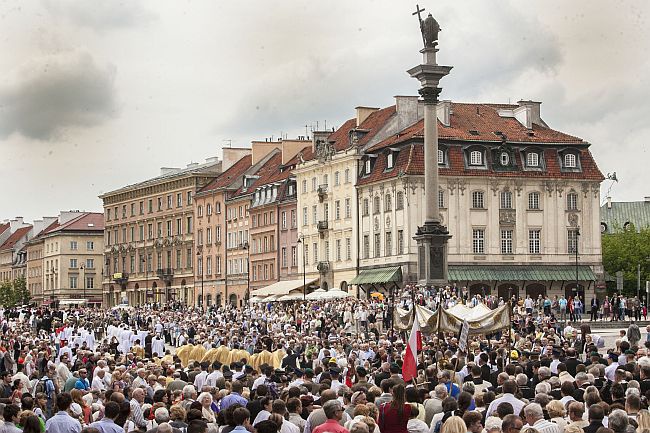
[{"xmin": 378, "ymin": 383, "xmax": 411, "ymax": 433}]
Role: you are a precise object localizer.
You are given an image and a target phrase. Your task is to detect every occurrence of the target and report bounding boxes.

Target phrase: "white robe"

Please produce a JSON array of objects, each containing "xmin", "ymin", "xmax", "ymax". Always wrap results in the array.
[{"xmin": 152, "ymin": 338, "xmax": 164, "ymax": 357}]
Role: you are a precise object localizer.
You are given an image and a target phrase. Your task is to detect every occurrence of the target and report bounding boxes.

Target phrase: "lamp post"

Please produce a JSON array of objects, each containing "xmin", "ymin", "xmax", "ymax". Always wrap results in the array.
[
  {"xmin": 243, "ymin": 242, "xmax": 250, "ymax": 310},
  {"xmin": 297, "ymin": 234, "xmax": 306, "ymax": 301},
  {"xmin": 196, "ymin": 250, "xmax": 204, "ymax": 311},
  {"xmin": 575, "ymin": 227, "xmax": 580, "ymax": 307},
  {"xmin": 142, "ymin": 255, "xmax": 148, "ymax": 306}
]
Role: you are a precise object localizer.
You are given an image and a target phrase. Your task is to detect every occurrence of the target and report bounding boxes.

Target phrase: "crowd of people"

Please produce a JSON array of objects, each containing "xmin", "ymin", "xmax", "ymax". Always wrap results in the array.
[{"xmin": 0, "ymin": 286, "xmax": 648, "ymax": 433}]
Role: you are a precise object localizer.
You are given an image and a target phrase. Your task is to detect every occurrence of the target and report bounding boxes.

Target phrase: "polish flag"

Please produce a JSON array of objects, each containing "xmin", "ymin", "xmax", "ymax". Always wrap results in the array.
[{"xmin": 402, "ymin": 316, "xmax": 421, "ymax": 382}]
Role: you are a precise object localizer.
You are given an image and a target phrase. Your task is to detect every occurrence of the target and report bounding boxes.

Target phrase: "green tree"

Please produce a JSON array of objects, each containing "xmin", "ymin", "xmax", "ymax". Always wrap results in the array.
[
  {"xmin": 12, "ymin": 275, "xmax": 30, "ymax": 306},
  {"xmin": 0, "ymin": 280, "xmax": 13, "ymax": 307},
  {"xmin": 602, "ymin": 225, "xmax": 650, "ymax": 296}
]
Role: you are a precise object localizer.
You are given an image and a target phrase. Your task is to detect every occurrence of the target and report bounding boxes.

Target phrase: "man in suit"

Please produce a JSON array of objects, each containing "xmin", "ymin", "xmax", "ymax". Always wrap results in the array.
[
  {"xmin": 564, "ymin": 349, "xmax": 582, "ymax": 377},
  {"xmin": 583, "ymin": 404, "xmax": 605, "ymax": 433},
  {"xmin": 590, "ymin": 297, "xmax": 599, "ymax": 321}
]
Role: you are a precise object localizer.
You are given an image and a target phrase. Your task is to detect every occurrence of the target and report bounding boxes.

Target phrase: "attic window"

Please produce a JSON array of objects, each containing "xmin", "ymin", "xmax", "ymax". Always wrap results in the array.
[
  {"xmin": 468, "ymin": 130, "xmax": 480, "ymax": 136},
  {"xmin": 493, "ymin": 131, "xmax": 503, "ymax": 137},
  {"xmin": 527, "ymin": 131, "xmax": 535, "ymax": 137},
  {"xmin": 365, "ymin": 159, "xmax": 372, "ymax": 175},
  {"xmin": 386, "ymin": 153, "xmax": 394, "ymax": 169}
]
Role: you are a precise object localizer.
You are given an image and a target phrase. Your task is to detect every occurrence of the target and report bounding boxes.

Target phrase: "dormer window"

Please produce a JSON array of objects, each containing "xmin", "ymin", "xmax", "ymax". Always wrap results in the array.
[
  {"xmin": 365, "ymin": 159, "xmax": 372, "ymax": 175},
  {"xmin": 500, "ymin": 152, "xmax": 509, "ymax": 166},
  {"xmin": 387, "ymin": 153, "xmax": 394, "ymax": 169},
  {"xmin": 526, "ymin": 152, "xmax": 539, "ymax": 167},
  {"xmin": 470, "ymin": 150, "xmax": 483, "ymax": 166},
  {"xmin": 564, "ymin": 153, "xmax": 577, "ymax": 168},
  {"xmin": 438, "ymin": 149, "xmax": 444, "ymax": 164}
]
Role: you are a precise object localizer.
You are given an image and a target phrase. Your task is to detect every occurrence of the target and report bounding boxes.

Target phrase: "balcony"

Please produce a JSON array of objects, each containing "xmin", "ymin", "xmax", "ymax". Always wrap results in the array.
[
  {"xmin": 317, "ymin": 184, "xmax": 328, "ymax": 202},
  {"xmin": 317, "ymin": 261, "xmax": 330, "ymax": 274},
  {"xmin": 157, "ymin": 268, "xmax": 174, "ymax": 278}
]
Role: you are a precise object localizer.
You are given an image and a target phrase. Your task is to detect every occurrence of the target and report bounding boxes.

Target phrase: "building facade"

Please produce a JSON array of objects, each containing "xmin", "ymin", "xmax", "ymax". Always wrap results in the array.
[
  {"xmin": 98, "ymin": 154, "xmax": 250, "ymax": 307},
  {"xmin": 38, "ymin": 212, "xmax": 105, "ymax": 306}
]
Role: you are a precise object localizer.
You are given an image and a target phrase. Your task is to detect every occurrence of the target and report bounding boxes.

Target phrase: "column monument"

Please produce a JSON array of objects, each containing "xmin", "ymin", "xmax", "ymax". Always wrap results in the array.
[{"xmin": 408, "ymin": 6, "xmax": 452, "ymax": 286}]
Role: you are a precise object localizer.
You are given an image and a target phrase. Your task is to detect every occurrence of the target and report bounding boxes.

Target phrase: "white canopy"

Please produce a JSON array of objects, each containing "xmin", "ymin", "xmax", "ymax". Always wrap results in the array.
[
  {"xmin": 320, "ymin": 289, "xmax": 353, "ymax": 299},
  {"xmin": 249, "ymin": 296, "xmax": 264, "ymax": 303},
  {"xmin": 261, "ymin": 295, "xmax": 279, "ymax": 302},
  {"xmin": 59, "ymin": 299, "xmax": 87, "ymax": 306},
  {"xmin": 305, "ymin": 289, "xmax": 327, "ymax": 300},
  {"xmin": 253, "ymin": 278, "xmax": 318, "ymax": 297},
  {"xmin": 446, "ymin": 303, "xmax": 493, "ymax": 321},
  {"xmin": 277, "ymin": 292, "xmax": 306, "ymax": 302}
]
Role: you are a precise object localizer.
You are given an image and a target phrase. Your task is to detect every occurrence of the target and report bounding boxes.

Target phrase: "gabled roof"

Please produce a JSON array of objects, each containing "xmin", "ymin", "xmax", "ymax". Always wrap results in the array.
[
  {"xmin": 231, "ymin": 151, "xmax": 284, "ymax": 198},
  {"xmin": 0, "ymin": 223, "xmax": 9, "ymax": 237},
  {"xmin": 0, "ymin": 226, "xmax": 32, "ymax": 250},
  {"xmin": 42, "ymin": 213, "xmax": 104, "ymax": 235},
  {"xmin": 197, "ymin": 155, "xmax": 253, "ymax": 195},
  {"xmin": 600, "ymin": 201, "xmax": 650, "ymax": 233}
]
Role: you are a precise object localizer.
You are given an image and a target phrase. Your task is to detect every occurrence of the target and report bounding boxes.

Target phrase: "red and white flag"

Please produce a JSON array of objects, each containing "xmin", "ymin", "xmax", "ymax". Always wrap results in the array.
[{"xmin": 402, "ymin": 315, "xmax": 421, "ymax": 382}]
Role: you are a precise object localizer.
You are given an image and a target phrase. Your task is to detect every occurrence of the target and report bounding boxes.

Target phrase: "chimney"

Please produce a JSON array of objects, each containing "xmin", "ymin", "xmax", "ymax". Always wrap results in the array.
[
  {"xmin": 9, "ymin": 217, "xmax": 29, "ymax": 232},
  {"xmin": 607, "ymin": 196, "xmax": 612, "ymax": 209},
  {"xmin": 395, "ymin": 96, "xmax": 420, "ymax": 130},
  {"xmin": 59, "ymin": 211, "xmax": 83, "ymax": 225},
  {"xmin": 436, "ymin": 100, "xmax": 452, "ymax": 127},
  {"xmin": 205, "ymin": 156, "xmax": 219, "ymax": 164},
  {"xmin": 186, "ymin": 162, "xmax": 199, "ymax": 169},
  {"xmin": 355, "ymin": 106, "xmax": 379, "ymax": 127},
  {"xmin": 517, "ymin": 100, "xmax": 545, "ymax": 128},
  {"xmin": 280, "ymin": 139, "xmax": 308, "ymax": 165},
  {"xmin": 223, "ymin": 147, "xmax": 252, "ymax": 171},
  {"xmin": 160, "ymin": 167, "xmax": 180, "ymax": 176},
  {"xmin": 251, "ymin": 141, "xmax": 280, "ymax": 165}
]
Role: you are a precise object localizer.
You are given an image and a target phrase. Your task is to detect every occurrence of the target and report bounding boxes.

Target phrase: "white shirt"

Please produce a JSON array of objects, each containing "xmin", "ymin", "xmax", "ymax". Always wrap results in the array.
[
  {"xmin": 604, "ymin": 362, "xmax": 619, "ymax": 382},
  {"xmin": 486, "ymin": 393, "xmax": 525, "ymax": 418},
  {"xmin": 193, "ymin": 371, "xmax": 208, "ymax": 391}
]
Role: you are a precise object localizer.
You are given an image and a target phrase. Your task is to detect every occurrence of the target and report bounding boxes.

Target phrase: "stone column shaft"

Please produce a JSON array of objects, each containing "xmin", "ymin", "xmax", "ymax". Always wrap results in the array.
[{"xmin": 424, "ymin": 96, "xmax": 439, "ymax": 224}]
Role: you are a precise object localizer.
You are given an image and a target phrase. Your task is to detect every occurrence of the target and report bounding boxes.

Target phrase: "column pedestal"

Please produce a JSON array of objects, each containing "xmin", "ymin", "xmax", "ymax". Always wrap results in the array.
[{"xmin": 414, "ymin": 221, "xmax": 450, "ymax": 287}]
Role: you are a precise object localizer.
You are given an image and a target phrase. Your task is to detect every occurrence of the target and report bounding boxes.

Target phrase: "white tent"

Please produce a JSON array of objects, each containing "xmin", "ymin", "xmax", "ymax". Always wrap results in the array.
[
  {"xmin": 249, "ymin": 296, "xmax": 264, "ymax": 303},
  {"xmin": 305, "ymin": 289, "xmax": 327, "ymax": 300},
  {"xmin": 253, "ymin": 279, "xmax": 318, "ymax": 297},
  {"xmin": 261, "ymin": 295, "xmax": 280, "ymax": 302},
  {"xmin": 277, "ymin": 292, "xmax": 306, "ymax": 302},
  {"xmin": 320, "ymin": 289, "xmax": 353, "ymax": 299}
]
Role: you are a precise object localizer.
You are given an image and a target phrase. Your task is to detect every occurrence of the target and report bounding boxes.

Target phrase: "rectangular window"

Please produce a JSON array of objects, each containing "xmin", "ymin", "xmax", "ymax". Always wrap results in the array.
[
  {"xmin": 186, "ymin": 216, "xmax": 192, "ymax": 234},
  {"xmin": 216, "ymin": 256, "xmax": 221, "ymax": 274},
  {"xmin": 157, "ymin": 222, "xmax": 162, "ymax": 238},
  {"xmin": 528, "ymin": 192, "xmax": 540, "ymax": 210},
  {"xmin": 567, "ymin": 193, "xmax": 578, "ymax": 211},
  {"xmin": 385, "ymin": 231, "xmax": 392, "ymax": 256},
  {"xmin": 70, "ymin": 241, "xmax": 78, "ymax": 250},
  {"xmin": 501, "ymin": 229, "xmax": 513, "ymax": 254},
  {"xmin": 312, "ymin": 177, "xmax": 317, "ymax": 191},
  {"xmin": 529, "ymin": 229, "xmax": 541, "ymax": 254},
  {"xmin": 130, "ymin": 203, "xmax": 135, "ymax": 216},
  {"xmin": 500, "ymin": 191, "xmax": 513, "ymax": 209},
  {"xmin": 312, "ymin": 206, "xmax": 317, "ymax": 224},
  {"xmin": 363, "ymin": 199, "xmax": 369, "ymax": 216},
  {"xmin": 176, "ymin": 250, "xmax": 181, "ymax": 269},
  {"xmin": 345, "ymin": 169, "xmax": 350, "ymax": 183},
  {"xmin": 336, "ymin": 239, "xmax": 341, "ymax": 261},
  {"xmin": 324, "ymin": 203, "xmax": 329, "ymax": 221},
  {"xmin": 187, "ymin": 248, "xmax": 192, "ymax": 268},
  {"xmin": 130, "ymin": 255, "xmax": 135, "ymax": 273},
  {"xmin": 70, "ymin": 258, "xmax": 77, "ymax": 268},
  {"xmin": 345, "ymin": 198, "xmax": 351, "ymax": 219},
  {"xmin": 313, "ymin": 243, "xmax": 318, "ymax": 263},
  {"xmin": 398, "ymin": 230, "xmax": 404, "ymax": 255},
  {"xmin": 207, "ymin": 228, "xmax": 212, "ymax": 244},
  {"xmin": 122, "ymin": 205, "xmax": 126, "ymax": 218},
  {"xmin": 302, "ymin": 180, "xmax": 307, "ymax": 193},
  {"xmin": 167, "ymin": 195, "xmax": 172, "ymax": 209},
  {"xmin": 157, "ymin": 197, "xmax": 162, "ymax": 211},
  {"xmin": 302, "ymin": 207, "xmax": 308, "ymax": 226},
  {"xmin": 281, "ymin": 211, "xmax": 287, "ymax": 229},
  {"xmin": 438, "ymin": 190, "xmax": 445, "ymax": 209},
  {"xmin": 139, "ymin": 201, "xmax": 144, "ymax": 215},
  {"xmin": 305, "ymin": 247, "xmax": 309, "ymax": 266},
  {"xmin": 148, "ymin": 199, "xmax": 153, "ymax": 213},
  {"xmin": 335, "ymin": 171, "xmax": 340, "ymax": 185},
  {"xmin": 130, "ymin": 226, "xmax": 135, "ymax": 241},
  {"xmin": 85, "ymin": 276, "xmax": 94, "ymax": 289},
  {"xmin": 291, "ymin": 210, "xmax": 296, "ymax": 228},
  {"xmin": 86, "ymin": 258, "xmax": 94, "ymax": 269},
  {"xmin": 325, "ymin": 241, "xmax": 330, "ymax": 260},
  {"xmin": 335, "ymin": 201, "xmax": 341, "ymax": 220},
  {"xmin": 139, "ymin": 225, "xmax": 144, "ymax": 241},
  {"xmin": 472, "ymin": 229, "xmax": 485, "ymax": 254},
  {"xmin": 177, "ymin": 193, "xmax": 183, "ymax": 207},
  {"xmin": 363, "ymin": 235, "xmax": 369, "ymax": 259},
  {"xmin": 282, "ymin": 247, "xmax": 287, "ymax": 267},
  {"xmin": 187, "ymin": 191, "xmax": 192, "ymax": 205},
  {"xmin": 374, "ymin": 233, "xmax": 380, "ymax": 258},
  {"xmin": 568, "ymin": 229, "xmax": 578, "ymax": 254},
  {"xmin": 206, "ymin": 256, "xmax": 212, "ymax": 275},
  {"xmin": 86, "ymin": 241, "xmax": 94, "ymax": 250},
  {"xmin": 69, "ymin": 276, "xmax": 77, "ymax": 289},
  {"xmin": 291, "ymin": 247, "xmax": 297, "ymax": 267},
  {"xmin": 147, "ymin": 224, "xmax": 153, "ymax": 240},
  {"xmin": 472, "ymin": 191, "xmax": 484, "ymax": 209},
  {"xmin": 107, "ymin": 208, "xmax": 111, "ymax": 221},
  {"xmin": 216, "ymin": 226, "xmax": 221, "ymax": 242}
]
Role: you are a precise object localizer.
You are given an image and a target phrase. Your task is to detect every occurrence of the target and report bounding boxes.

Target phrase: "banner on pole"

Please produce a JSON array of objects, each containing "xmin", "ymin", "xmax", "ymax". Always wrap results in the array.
[{"xmin": 459, "ymin": 319, "xmax": 469, "ymax": 352}]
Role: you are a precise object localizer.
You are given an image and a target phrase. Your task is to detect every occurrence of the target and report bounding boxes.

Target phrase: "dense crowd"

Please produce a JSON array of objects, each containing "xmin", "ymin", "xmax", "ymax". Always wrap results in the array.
[{"xmin": 0, "ymin": 286, "xmax": 648, "ymax": 433}]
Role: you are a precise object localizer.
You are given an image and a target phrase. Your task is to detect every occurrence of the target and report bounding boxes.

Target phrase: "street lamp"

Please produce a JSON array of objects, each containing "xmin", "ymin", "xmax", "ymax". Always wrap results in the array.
[
  {"xmin": 196, "ymin": 250, "xmax": 204, "ymax": 311},
  {"xmin": 243, "ymin": 242, "xmax": 250, "ymax": 310},
  {"xmin": 142, "ymin": 255, "xmax": 148, "ymax": 306},
  {"xmin": 575, "ymin": 227, "xmax": 580, "ymax": 307},
  {"xmin": 297, "ymin": 234, "xmax": 306, "ymax": 301}
]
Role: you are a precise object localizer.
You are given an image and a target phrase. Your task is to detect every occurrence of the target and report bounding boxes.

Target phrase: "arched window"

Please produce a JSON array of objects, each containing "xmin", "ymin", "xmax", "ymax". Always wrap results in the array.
[
  {"xmin": 500, "ymin": 152, "xmax": 509, "ymax": 166},
  {"xmin": 438, "ymin": 149, "xmax": 444, "ymax": 164},
  {"xmin": 206, "ymin": 294, "xmax": 212, "ymax": 306},
  {"xmin": 206, "ymin": 204, "xmax": 212, "ymax": 215},
  {"xmin": 384, "ymin": 194, "xmax": 392, "ymax": 212},
  {"xmin": 471, "ymin": 191, "xmax": 484, "ymax": 209},
  {"xmin": 469, "ymin": 150, "xmax": 483, "ymax": 166},
  {"xmin": 215, "ymin": 202, "xmax": 221, "ymax": 213},
  {"xmin": 528, "ymin": 192, "xmax": 540, "ymax": 210},
  {"xmin": 564, "ymin": 153, "xmax": 577, "ymax": 168},
  {"xmin": 396, "ymin": 192, "xmax": 405, "ymax": 210},
  {"xmin": 567, "ymin": 192, "xmax": 578, "ymax": 210},
  {"xmin": 197, "ymin": 205, "xmax": 203, "ymax": 217}
]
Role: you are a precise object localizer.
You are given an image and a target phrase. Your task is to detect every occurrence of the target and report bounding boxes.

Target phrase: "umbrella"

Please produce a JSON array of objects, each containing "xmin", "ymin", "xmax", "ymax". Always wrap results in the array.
[
  {"xmin": 277, "ymin": 292, "xmax": 305, "ymax": 302},
  {"xmin": 262, "ymin": 295, "xmax": 279, "ymax": 302},
  {"xmin": 306, "ymin": 289, "xmax": 327, "ymax": 300},
  {"xmin": 249, "ymin": 296, "xmax": 264, "ymax": 303},
  {"xmin": 320, "ymin": 289, "xmax": 353, "ymax": 299}
]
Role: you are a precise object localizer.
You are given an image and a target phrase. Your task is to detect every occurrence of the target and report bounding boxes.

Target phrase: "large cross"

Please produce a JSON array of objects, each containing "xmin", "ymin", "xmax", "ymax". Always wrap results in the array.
[{"xmin": 412, "ymin": 4, "xmax": 426, "ymax": 47}]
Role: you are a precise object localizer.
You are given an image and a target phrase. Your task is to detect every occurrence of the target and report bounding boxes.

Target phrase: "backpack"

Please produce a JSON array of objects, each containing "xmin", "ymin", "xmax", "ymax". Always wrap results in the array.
[{"xmin": 33, "ymin": 378, "xmax": 54, "ymax": 399}]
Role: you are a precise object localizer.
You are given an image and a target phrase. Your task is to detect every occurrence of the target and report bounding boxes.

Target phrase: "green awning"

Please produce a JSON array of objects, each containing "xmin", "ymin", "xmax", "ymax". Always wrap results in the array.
[
  {"xmin": 448, "ymin": 265, "xmax": 597, "ymax": 282},
  {"xmin": 350, "ymin": 266, "xmax": 402, "ymax": 285}
]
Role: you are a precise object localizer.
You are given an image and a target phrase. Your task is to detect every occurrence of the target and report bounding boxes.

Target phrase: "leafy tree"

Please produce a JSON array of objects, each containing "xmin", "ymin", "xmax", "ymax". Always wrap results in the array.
[
  {"xmin": 602, "ymin": 225, "xmax": 650, "ymax": 296},
  {"xmin": 0, "ymin": 276, "xmax": 31, "ymax": 308}
]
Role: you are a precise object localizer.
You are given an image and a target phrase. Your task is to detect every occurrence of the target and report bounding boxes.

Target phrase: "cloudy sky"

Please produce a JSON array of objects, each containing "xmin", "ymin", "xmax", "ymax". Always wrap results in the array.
[{"xmin": 1, "ymin": 1, "xmax": 648, "ymax": 222}]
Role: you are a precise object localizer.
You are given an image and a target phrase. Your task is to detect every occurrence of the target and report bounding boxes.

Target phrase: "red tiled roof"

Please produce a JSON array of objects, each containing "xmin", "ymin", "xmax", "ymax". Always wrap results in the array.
[
  {"xmin": 231, "ymin": 151, "xmax": 285, "ymax": 197},
  {"xmin": 357, "ymin": 106, "xmax": 397, "ymax": 147},
  {"xmin": 198, "ymin": 155, "xmax": 253, "ymax": 194},
  {"xmin": 0, "ymin": 226, "xmax": 32, "ymax": 250},
  {"xmin": 60, "ymin": 213, "xmax": 104, "ymax": 231},
  {"xmin": 369, "ymin": 103, "xmax": 585, "ymax": 152},
  {"xmin": 357, "ymin": 143, "xmax": 604, "ymax": 186},
  {"xmin": 328, "ymin": 118, "xmax": 357, "ymax": 152},
  {"xmin": 0, "ymin": 223, "xmax": 9, "ymax": 236}
]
